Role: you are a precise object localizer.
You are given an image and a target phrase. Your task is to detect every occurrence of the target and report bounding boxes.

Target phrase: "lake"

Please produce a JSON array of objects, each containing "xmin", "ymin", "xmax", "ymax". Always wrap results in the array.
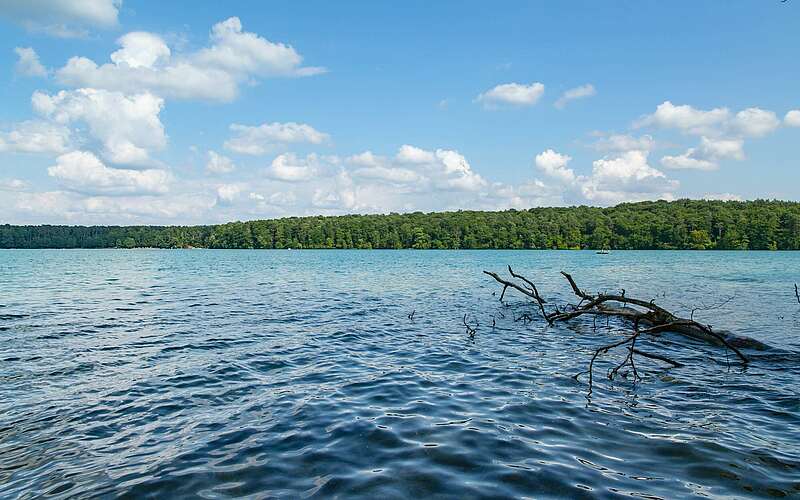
[{"xmin": 1, "ymin": 250, "xmax": 799, "ymax": 498}]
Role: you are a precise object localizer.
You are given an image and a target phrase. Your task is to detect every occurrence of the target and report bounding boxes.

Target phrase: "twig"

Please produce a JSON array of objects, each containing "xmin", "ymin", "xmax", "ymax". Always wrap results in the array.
[{"xmin": 463, "ymin": 313, "xmax": 477, "ymax": 336}]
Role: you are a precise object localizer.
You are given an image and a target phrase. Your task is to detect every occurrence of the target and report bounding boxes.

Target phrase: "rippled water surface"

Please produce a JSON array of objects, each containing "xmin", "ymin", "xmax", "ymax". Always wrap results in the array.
[{"xmin": 1, "ymin": 250, "xmax": 799, "ymax": 498}]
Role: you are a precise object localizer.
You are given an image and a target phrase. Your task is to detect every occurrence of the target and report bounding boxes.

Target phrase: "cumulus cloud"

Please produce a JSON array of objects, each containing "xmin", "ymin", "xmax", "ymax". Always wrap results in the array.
[
  {"xmin": 206, "ymin": 151, "xmax": 236, "ymax": 174},
  {"xmin": 7, "ymin": 190, "xmax": 216, "ymax": 224},
  {"xmin": 14, "ymin": 47, "xmax": 47, "ymax": 77},
  {"xmin": 784, "ymin": 110, "xmax": 800, "ymax": 127},
  {"xmin": 554, "ymin": 84, "xmax": 596, "ymax": 109},
  {"xmin": 0, "ymin": 0, "xmax": 120, "ymax": 37},
  {"xmin": 635, "ymin": 101, "xmax": 730, "ymax": 136},
  {"xmin": 534, "ymin": 147, "xmax": 678, "ymax": 205},
  {"xmin": 54, "ymin": 17, "xmax": 324, "ymax": 101},
  {"xmin": 111, "ymin": 32, "xmax": 171, "ymax": 69},
  {"xmin": 476, "ymin": 82, "xmax": 544, "ymax": 108},
  {"xmin": 592, "ymin": 134, "xmax": 655, "ymax": 152},
  {"xmin": 396, "ymin": 144, "xmax": 436, "ymax": 164},
  {"xmin": 535, "ymin": 149, "xmax": 576, "ymax": 183},
  {"xmin": 731, "ymin": 108, "xmax": 780, "ymax": 137},
  {"xmin": 660, "ymin": 150, "xmax": 717, "ymax": 171},
  {"xmin": 347, "ymin": 151, "xmax": 420, "ymax": 184},
  {"xmin": 32, "ymin": 88, "xmax": 166, "ymax": 166},
  {"xmin": 660, "ymin": 135, "xmax": 744, "ymax": 171},
  {"xmin": 195, "ymin": 17, "xmax": 325, "ymax": 77},
  {"xmin": 699, "ymin": 136, "xmax": 744, "ymax": 160},
  {"xmin": 581, "ymin": 150, "xmax": 678, "ymax": 204},
  {"xmin": 0, "ymin": 120, "xmax": 71, "ymax": 154},
  {"xmin": 640, "ymin": 101, "xmax": 782, "ymax": 170},
  {"xmin": 224, "ymin": 121, "xmax": 329, "ymax": 155},
  {"xmin": 47, "ymin": 151, "xmax": 171, "ymax": 195},
  {"xmin": 639, "ymin": 101, "xmax": 781, "ymax": 139},
  {"xmin": 267, "ymin": 153, "xmax": 330, "ymax": 182},
  {"xmin": 216, "ymin": 184, "xmax": 242, "ymax": 204},
  {"xmin": 312, "ymin": 171, "xmax": 356, "ymax": 210}
]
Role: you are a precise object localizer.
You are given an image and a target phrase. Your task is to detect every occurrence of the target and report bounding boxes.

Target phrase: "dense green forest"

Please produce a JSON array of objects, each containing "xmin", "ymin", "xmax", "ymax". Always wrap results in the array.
[{"xmin": 2, "ymin": 200, "xmax": 800, "ymax": 250}]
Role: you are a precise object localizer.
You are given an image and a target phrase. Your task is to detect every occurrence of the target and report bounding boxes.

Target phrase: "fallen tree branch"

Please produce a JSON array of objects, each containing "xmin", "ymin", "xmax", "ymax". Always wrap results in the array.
[{"xmin": 484, "ymin": 267, "xmax": 768, "ymax": 392}]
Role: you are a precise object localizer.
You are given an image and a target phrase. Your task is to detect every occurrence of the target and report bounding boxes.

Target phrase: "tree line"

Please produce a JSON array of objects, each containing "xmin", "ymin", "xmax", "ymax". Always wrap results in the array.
[{"xmin": 2, "ymin": 199, "xmax": 799, "ymax": 250}]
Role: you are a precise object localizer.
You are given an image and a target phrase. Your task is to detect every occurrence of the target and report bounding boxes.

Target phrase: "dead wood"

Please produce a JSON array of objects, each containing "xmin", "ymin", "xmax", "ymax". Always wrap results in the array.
[{"xmin": 484, "ymin": 267, "xmax": 769, "ymax": 391}]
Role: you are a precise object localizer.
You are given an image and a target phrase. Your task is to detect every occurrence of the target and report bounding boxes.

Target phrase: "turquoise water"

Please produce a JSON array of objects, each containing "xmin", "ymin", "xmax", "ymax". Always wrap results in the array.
[{"xmin": 1, "ymin": 250, "xmax": 799, "ymax": 498}]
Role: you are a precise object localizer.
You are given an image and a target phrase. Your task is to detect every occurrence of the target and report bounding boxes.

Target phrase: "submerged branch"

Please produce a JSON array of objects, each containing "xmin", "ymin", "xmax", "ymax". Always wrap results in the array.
[{"xmin": 484, "ymin": 266, "xmax": 767, "ymax": 392}]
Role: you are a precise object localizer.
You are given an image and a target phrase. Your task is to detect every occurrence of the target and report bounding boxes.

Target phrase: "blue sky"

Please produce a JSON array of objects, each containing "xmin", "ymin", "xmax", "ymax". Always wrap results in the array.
[{"xmin": 0, "ymin": 0, "xmax": 798, "ymax": 224}]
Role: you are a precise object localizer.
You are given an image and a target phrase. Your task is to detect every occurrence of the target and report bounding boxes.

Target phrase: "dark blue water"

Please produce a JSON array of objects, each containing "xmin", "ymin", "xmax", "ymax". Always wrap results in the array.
[{"xmin": 1, "ymin": 250, "xmax": 799, "ymax": 498}]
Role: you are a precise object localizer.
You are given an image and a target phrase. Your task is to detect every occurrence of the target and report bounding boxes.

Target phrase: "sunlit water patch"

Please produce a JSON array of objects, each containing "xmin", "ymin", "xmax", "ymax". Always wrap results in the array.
[{"xmin": 1, "ymin": 250, "xmax": 799, "ymax": 498}]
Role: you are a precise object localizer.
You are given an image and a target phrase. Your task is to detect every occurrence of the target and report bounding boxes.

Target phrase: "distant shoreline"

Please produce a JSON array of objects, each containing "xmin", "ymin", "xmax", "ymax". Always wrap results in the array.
[
  {"xmin": 0, "ymin": 247, "xmax": 796, "ymax": 251},
  {"xmin": 3, "ymin": 199, "xmax": 799, "ymax": 251}
]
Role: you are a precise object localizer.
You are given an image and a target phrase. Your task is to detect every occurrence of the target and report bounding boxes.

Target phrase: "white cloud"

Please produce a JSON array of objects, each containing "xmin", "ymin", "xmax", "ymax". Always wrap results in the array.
[
  {"xmin": 535, "ymin": 147, "xmax": 678, "ymax": 205},
  {"xmin": 195, "ymin": 17, "xmax": 325, "ymax": 77},
  {"xmin": 638, "ymin": 101, "xmax": 781, "ymax": 138},
  {"xmin": 0, "ymin": 0, "xmax": 120, "ymax": 37},
  {"xmin": 554, "ymin": 84, "xmax": 596, "ymax": 109},
  {"xmin": 396, "ymin": 144, "xmax": 436, "ymax": 164},
  {"xmin": 216, "ymin": 184, "xmax": 242, "ymax": 204},
  {"xmin": 592, "ymin": 134, "xmax": 655, "ymax": 152},
  {"xmin": 660, "ymin": 136, "xmax": 744, "ymax": 171},
  {"xmin": 32, "ymin": 88, "xmax": 166, "ymax": 166},
  {"xmin": 14, "ymin": 47, "xmax": 47, "ymax": 77},
  {"xmin": 535, "ymin": 149, "xmax": 576, "ymax": 183},
  {"xmin": 0, "ymin": 179, "xmax": 28, "ymax": 191},
  {"xmin": 54, "ymin": 17, "xmax": 324, "ymax": 102},
  {"xmin": 344, "ymin": 145, "xmax": 486, "ymax": 191},
  {"xmin": 111, "ymin": 32, "xmax": 171, "ymax": 69},
  {"xmin": 660, "ymin": 150, "xmax": 717, "ymax": 171},
  {"xmin": 206, "ymin": 151, "xmax": 236, "ymax": 174},
  {"xmin": 267, "ymin": 152, "xmax": 330, "ymax": 182},
  {"xmin": 731, "ymin": 108, "xmax": 780, "ymax": 137},
  {"xmin": 785, "ymin": 110, "xmax": 800, "ymax": 127},
  {"xmin": 703, "ymin": 193, "xmax": 743, "ymax": 202},
  {"xmin": 351, "ymin": 166, "xmax": 420, "ymax": 184},
  {"xmin": 347, "ymin": 151, "xmax": 383, "ymax": 168},
  {"xmin": 635, "ymin": 101, "xmax": 730, "ymax": 136},
  {"xmin": 0, "ymin": 120, "xmax": 71, "ymax": 154},
  {"xmin": 348, "ymin": 152, "xmax": 420, "ymax": 184},
  {"xmin": 7, "ymin": 190, "xmax": 216, "ymax": 223},
  {"xmin": 47, "ymin": 151, "xmax": 171, "ymax": 195},
  {"xmin": 581, "ymin": 150, "xmax": 678, "ymax": 204},
  {"xmin": 224, "ymin": 121, "xmax": 329, "ymax": 155},
  {"xmin": 312, "ymin": 171, "xmax": 356, "ymax": 210},
  {"xmin": 699, "ymin": 136, "xmax": 744, "ymax": 160},
  {"xmin": 476, "ymin": 82, "xmax": 545, "ymax": 108},
  {"xmin": 639, "ymin": 102, "xmax": 782, "ymax": 171},
  {"xmin": 435, "ymin": 149, "xmax": 486, "ymax": 191}
]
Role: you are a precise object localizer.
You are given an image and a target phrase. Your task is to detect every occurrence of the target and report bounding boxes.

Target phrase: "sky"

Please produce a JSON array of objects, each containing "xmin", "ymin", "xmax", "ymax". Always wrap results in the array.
[{"xmin": 0, "ymin": 0, "xmax": 798, "ymax": 225}]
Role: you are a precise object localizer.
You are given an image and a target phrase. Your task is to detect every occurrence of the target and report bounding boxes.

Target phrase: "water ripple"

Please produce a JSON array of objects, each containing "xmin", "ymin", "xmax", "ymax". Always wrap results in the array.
[{"xmin": 1, "ymin": 249, "xmax": 799, "ymax": 498}]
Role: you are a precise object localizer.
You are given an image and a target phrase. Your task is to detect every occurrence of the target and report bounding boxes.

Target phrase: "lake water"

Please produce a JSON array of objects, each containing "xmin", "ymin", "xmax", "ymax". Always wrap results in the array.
[{"xmin": 1, "ymin": 250, "xmax": 799, "ymax": 498}]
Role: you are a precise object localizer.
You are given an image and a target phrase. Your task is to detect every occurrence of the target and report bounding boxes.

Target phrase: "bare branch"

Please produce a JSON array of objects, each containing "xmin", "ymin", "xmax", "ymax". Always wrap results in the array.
[{"xmin": 483, "ymin": 267, "xmax": 764, "ymax": 393}]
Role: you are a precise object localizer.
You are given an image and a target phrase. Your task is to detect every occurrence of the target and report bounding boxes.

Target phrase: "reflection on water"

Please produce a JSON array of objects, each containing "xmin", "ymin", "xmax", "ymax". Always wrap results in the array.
[{"xmin": 1, "ymin": 250, "xmax": 799, "ymax": 498}]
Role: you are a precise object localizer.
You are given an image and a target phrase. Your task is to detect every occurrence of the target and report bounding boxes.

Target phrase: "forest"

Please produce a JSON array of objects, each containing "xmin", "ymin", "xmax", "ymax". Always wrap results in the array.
[{"xmin": 2, "ymin": 199, "xmax": 800, "ymax": 250}]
